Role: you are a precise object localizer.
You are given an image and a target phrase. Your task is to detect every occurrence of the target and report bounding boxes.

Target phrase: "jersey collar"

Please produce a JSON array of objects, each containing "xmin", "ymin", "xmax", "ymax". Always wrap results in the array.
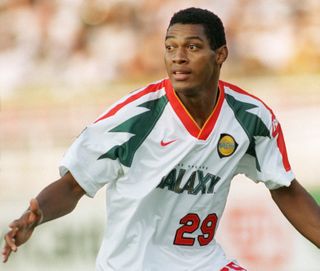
[{"xmin": 164, "ymin": 79, "xmax": 225, "ymax": 140}]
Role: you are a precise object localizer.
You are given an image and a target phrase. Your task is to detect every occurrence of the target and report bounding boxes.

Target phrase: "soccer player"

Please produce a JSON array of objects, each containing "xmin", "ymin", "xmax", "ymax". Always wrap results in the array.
[{"xmin": 2, "ymin": 7, "xmax": 320, "ymax": 271}]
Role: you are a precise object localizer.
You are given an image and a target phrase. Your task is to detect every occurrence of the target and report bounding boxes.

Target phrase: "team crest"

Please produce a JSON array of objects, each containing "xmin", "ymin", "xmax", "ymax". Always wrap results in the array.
[{"xmin": 217, "ymin": 134, "xmax": 238, "ymax": 158}]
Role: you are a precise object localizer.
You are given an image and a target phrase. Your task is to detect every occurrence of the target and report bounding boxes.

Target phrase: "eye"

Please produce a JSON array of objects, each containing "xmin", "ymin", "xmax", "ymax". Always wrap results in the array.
[
  {"xmin": 188, "ymin": 44, "xmax": 199, "ymax": 51},
  {"xmin": 165, "ymin": 45, "xmax": 174, "ymax": 51}
]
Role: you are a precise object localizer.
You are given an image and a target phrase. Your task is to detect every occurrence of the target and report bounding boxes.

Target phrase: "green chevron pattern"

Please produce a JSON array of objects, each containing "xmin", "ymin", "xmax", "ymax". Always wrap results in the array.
[
  {"xmin": 225, "ymin": 94, "xmax": 270, "ymax": 171},
  {"xmin": 98, "ymin": 96, "xmax": 168, "ymax": 167}
]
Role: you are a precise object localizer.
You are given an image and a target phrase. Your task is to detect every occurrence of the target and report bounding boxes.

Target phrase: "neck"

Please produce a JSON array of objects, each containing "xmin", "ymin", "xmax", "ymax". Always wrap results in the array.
[{"xmin": 176, "ymin": 81, "xmax": 220, "ymax": 128}]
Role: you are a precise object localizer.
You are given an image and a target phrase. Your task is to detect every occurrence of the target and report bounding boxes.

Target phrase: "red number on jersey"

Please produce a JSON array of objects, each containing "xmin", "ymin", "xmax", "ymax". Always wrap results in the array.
[
  {"xmin": 174, "ymin": 213, "xmax": 217, "ymax": 246},
  {"xmin": 198, "ymin": 213, "xmax": 218, "ymax": 246},
  {"xmin": 174, "ymin": 213, "xmax": 200, "ymax": 246}
]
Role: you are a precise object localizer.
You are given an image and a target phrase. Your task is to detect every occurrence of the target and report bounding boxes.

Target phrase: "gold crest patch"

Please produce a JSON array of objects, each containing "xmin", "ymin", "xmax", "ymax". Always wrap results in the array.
[{"xmin": 217, "ymin": 134, "xmax": 238, "ymax": 158}]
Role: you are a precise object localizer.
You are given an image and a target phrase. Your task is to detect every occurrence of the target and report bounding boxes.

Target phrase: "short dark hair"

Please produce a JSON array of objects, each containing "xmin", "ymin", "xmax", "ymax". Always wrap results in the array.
[{"xmin": 168, "ymin": 7, "xmax": 226, "ymax": 50}]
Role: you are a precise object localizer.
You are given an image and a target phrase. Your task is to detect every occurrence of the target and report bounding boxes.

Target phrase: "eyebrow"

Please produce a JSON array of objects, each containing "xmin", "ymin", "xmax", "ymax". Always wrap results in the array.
[{"xmin": 165, "ymin": 35, "xmax": 204, "ymax": 42}]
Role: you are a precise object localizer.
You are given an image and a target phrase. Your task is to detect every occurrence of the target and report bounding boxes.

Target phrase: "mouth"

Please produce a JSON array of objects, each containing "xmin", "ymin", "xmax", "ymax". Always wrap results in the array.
[{"xmin": 172, "ymin": 70, "xmax": 192, "ymax": 81}]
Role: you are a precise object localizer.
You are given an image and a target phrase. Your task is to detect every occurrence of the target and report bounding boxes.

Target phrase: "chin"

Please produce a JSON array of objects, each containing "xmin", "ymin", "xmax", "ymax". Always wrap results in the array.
[
  {"xmin": 171, "ymin": 81, "xmax": 196, "ymax": 95},
  {"xmin": 174, "ymin": 86, "xmax": 199, "ymax": 97},
  {"xmin": 171, "ymin": 80, "xmax": 190, "ymax": 90}
]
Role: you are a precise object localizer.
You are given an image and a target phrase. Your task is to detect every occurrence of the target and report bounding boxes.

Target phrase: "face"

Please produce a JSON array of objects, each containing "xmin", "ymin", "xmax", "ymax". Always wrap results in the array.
[{"xmin": 164, "ymin": 23, "xmax": 227, "ymax": 97}]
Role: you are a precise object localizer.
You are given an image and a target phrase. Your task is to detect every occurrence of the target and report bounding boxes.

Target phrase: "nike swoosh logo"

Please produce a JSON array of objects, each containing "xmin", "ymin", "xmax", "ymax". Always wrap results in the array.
[{"xmin": 160, "ymin": 139, "xmax": 177, "ymax": 146}]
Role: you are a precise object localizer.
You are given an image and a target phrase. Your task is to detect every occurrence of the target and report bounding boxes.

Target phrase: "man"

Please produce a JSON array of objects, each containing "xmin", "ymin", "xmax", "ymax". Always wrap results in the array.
[{"xmin": 2, "ymin": 7, "xmax": 320, "ymax": 271}]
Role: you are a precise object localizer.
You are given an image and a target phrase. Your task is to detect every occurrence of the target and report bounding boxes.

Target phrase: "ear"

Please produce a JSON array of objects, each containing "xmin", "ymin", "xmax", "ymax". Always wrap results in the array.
[{"xmin": 215, "ymin": 45, "xmax": 228, "ymax": 65}]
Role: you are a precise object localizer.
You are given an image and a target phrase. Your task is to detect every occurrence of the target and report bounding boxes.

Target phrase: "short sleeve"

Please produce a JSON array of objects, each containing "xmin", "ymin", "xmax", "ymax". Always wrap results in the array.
[
  {"xmin": 59, "ymin": 122, "xmax": 123, "ymax": 197},
  {"xmin": 236, "ymin": 111, "xmax": 295, "ymax": 190}
]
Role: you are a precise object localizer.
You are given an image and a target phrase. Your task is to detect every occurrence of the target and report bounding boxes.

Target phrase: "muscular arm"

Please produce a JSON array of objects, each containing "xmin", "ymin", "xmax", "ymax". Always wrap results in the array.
[
  {"xmin": 36, "ymin": 171, "xmax": 86, "ymax": 223},
  {"xmin": 270, "ymin": 179, "xmax": 320, "ymax": 248},
  {"xmin": 2, "ymin": 172, "xmax": 85, "ymax": 262}
]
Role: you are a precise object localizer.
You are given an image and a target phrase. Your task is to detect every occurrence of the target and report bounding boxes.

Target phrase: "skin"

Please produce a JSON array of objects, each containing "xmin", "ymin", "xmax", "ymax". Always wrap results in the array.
[
  {"xmin": 164, "ymin": 24, "xmax": 320, "ymax": 247},
  {"xmin": 2, "ymin": 22, "xmax": 320, "ymax": 264},
  {"xmin": 270, "ymin": 180, "xmax": 320, "ymax": 248},
  {"xmin": 2, "ymin": 172, "xmax": 85, "ymax": 263},
  {"xmin": 164, "ymin": 23, "xmax": 228, "ymax": 128}
]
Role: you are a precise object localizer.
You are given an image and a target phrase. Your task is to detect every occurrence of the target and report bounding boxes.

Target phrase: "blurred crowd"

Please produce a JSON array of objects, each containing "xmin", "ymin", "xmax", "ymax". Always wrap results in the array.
[{"xmin": 1, "ymin": 0, "xmax": 320, "ymax": 96}]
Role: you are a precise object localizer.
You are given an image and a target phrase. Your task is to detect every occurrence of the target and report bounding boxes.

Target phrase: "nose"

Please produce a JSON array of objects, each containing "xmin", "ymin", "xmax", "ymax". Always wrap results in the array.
[{"xmin": 172, "ymin": 48, "xmax": 188, "ymax": 64}]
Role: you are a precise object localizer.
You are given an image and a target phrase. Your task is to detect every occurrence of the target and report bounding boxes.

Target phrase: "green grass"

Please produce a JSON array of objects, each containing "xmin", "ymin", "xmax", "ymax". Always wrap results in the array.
[{"xmin": 310, "ymin": 188, "xmax": 320, "ymax": 204}]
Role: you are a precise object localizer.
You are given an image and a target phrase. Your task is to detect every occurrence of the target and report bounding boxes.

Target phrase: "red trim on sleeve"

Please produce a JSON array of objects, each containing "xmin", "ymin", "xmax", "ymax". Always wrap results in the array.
[
  {"xmin": 272, "ymin": 116, "xmax": 291, "ymax": 171},
  {"xmin": 94, "ymin": 80, "xmax": 165, "ymax": 123}
]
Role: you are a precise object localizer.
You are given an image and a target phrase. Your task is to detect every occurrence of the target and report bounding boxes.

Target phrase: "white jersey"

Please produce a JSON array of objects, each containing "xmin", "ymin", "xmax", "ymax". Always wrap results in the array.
[{"xmin": 60, "ymin": 78, "xmax": 294, "ymax": 271}]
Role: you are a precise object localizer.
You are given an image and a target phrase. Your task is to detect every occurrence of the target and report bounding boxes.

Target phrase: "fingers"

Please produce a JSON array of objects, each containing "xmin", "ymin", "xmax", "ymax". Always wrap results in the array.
[
  {"xmin": 2, "ymin": 243, "xmax": 13, "ymax": 263},
  {"xmin": 5, "ymin": 227, "xmax": 18, "ymax": 251},
  {"xmin": 2, "ymin": 227, "xmax": 18, "ymax": 263},
  {"xmin": 2, "ymin": 198, "xmax": 43, "ymax": 263},
  {"xmin": 9, "ymin": 218, "xmax": 25, "ymax": 231}
]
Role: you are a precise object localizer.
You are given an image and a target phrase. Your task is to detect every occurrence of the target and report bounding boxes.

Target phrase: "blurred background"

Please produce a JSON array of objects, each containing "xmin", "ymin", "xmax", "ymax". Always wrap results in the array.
[{"xmin": 1, "ymin": 0, "xmax": 319, "ymax": 270}]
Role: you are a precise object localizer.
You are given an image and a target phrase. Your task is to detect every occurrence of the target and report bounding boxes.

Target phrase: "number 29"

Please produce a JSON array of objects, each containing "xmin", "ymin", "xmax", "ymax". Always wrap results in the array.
[{"xmin": 173, "ymin": 213, "xmax": 218, "ymax": 246}]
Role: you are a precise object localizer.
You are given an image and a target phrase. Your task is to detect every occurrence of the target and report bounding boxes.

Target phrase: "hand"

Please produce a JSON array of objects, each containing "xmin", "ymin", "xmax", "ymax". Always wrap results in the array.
[{"xmin": 2, "ymin": 198, "xmax": 43, "ymax": 263}]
